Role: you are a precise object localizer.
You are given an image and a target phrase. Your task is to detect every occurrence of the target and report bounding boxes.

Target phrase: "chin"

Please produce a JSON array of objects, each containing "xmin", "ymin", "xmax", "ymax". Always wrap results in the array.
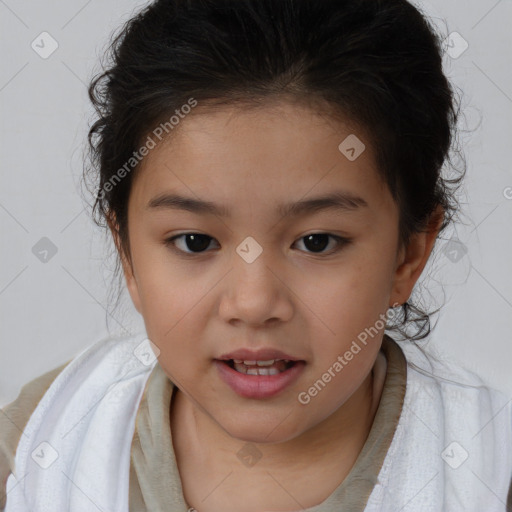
[{"xmin": 218, "ymin": 414, "xmax": 305, "ymax": 445}]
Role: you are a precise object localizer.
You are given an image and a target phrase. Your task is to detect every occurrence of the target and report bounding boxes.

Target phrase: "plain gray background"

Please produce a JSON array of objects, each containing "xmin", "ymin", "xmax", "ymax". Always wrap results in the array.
[{"xmin": 1, "ymin": 0, "xmax": 511, "ymax": 408}]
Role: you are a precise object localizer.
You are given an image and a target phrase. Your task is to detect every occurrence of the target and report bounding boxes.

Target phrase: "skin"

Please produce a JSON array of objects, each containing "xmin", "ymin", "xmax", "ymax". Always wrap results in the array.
[{"xmin": 109, "ymin": 99, "xmax": 443, "ymax": 511}]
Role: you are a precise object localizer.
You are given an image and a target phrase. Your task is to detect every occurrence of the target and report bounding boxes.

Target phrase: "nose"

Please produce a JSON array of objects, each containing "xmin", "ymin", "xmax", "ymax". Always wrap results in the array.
[{"xmin": 218, "ymin": 244, "xmax": 294, "ymax": 328}]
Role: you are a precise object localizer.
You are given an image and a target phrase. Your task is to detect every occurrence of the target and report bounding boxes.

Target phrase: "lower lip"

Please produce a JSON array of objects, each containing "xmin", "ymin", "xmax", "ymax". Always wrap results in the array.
[{"xmin": 214, "ymin": 360, "xmax": 305, "ymax": 399}]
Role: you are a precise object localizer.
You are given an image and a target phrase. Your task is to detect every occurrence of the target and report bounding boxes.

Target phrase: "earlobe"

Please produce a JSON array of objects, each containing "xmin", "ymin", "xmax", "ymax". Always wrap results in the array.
[{"xmin": 390, "ymin": 205, "xmax": 444, "ymax": 306}]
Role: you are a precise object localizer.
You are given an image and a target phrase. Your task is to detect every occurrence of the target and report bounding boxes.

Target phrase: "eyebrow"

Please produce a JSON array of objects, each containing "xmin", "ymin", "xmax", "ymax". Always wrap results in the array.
[{"xmin": 146, "ymin": 190, "xmax": 368, "ymax": 218}]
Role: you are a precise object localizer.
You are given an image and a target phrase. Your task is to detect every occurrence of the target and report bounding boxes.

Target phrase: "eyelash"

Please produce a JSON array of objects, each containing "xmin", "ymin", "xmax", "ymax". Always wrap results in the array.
[{"xmin": 163, "ymin": 232, "xmax": 351, "ymax": 257}]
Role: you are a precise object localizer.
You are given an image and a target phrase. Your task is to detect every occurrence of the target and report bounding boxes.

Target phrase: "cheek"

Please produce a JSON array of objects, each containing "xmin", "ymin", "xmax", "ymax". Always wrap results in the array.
[
  {"xmin": 138, "ymin": 273, "xmax": 197, "ymax": 337},
  {"xmin": 294, "ymin": 337, "xmax": 380, "ymax": 430},
  {"xmin": 128, "ymin": 242, "xmax": 185, "ymax": 332},
  {"xmin": 304, "ymin": 255, "xmax": 395, "ymax": 343},
  {"xmin": 131, "ymin": 249, "xmax": 216, "ymax": 361}
]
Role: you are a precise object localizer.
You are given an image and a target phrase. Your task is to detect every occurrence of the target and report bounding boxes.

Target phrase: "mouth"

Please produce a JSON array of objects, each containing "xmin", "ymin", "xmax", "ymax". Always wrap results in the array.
[
  {"xmin": 214, "ymin": 358, "xmax": 306, "ymax": 399},
  {"xmin": 222, "ymin": 358, "xmax": 297, "ymax": 375}
]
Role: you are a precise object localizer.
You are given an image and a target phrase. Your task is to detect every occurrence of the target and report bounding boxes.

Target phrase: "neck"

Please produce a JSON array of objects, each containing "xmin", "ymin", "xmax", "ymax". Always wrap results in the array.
[{"xmin": 171, "ymin": 350, "xmax": 387, "ymax": 476}]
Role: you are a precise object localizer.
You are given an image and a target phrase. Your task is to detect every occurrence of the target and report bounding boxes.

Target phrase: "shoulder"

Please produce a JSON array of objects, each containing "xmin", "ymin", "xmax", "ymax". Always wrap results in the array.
[
  {"xmin": 400, "ymin": 341, "xmax": 512, "ymax": 451},
  {"xmin": 395, "ymin": 338, "xmax": 509, "ymax": 401},
  {"xmin": 0, "ymin": 361, "xmax": 71, "ymax": 510},
  {"xmin": 0, "ymin": 332, "xmax": 154, "ymax": 511},
  {"xmin": 394, "ymin": 338, "xmax": 512, "ymax": 456},
  {"xmin": 376, "ymin": 338, "xmax": 512, "ymax": 508}
]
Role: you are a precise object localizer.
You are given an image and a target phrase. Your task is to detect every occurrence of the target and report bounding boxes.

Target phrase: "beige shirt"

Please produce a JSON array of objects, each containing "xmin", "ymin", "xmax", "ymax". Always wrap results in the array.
[{"xmin": 3, "ymin": 334, "xmax": 502, "ymax": 511}]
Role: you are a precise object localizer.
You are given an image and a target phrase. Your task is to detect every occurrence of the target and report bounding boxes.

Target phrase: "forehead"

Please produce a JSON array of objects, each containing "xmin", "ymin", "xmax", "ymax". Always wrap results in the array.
[{"xmin": 129, "ymin": 101, "xmax": 392, "ymax": 217}]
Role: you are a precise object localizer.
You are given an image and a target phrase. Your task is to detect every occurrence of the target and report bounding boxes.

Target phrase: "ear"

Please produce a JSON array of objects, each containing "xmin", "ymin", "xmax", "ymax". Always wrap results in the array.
[
  {"xmin": 106, "ymin": 211, "xmax": 143, "ymax": 314},
  {"xmin": 389, "ymin": 205, "xmax": 444, "ymax": 307}
]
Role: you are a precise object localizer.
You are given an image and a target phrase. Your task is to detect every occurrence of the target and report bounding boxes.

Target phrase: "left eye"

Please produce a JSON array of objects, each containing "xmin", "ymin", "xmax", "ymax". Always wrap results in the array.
[
  {"xmin": 164, "ymin": 232, "xmax": 350, "ymax": 255},
  {"xmin": 293, "ymin": 233, "xmax": 348, "ymax": 254}
]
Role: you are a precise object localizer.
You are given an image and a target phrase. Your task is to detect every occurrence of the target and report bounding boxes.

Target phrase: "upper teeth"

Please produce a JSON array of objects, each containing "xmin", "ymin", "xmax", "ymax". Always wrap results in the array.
[{"xmin": 232, "ymin": 359, "xmax": 290, "ymax": 366}]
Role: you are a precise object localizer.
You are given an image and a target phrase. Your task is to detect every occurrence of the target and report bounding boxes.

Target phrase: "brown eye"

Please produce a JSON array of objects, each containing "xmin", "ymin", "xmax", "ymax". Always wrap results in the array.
[
  {"xmin": 294, "ymin": 233, "xmax": 350, "ymax": 254},
  {"xmin": 164, "ymin": 232, "xmax": 350, "ymax": 257},
  {"xmin": 165, "ymin": 233, "xmax": 217, "ymax": 254}
]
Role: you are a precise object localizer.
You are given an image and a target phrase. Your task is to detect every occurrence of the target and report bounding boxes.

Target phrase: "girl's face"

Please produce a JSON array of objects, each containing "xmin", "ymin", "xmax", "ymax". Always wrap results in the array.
[{"xmin": 118, "ymin": 100, "xmax": 422, "ymax": 443}]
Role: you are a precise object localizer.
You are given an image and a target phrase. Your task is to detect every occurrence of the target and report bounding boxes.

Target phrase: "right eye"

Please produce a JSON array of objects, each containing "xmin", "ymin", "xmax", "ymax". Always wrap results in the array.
[{"xmin": 164, "ymin": 233, "xmax": 219, "ymax": 255}]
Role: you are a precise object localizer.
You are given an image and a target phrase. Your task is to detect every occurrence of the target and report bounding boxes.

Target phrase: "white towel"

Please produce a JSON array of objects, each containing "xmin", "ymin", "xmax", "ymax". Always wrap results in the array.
[
  {"xmin": 366, "ymin": 340, "xmax": 512, "ymax": 511},
  {"xmin": 4, "ymin": 333, "xmax": 157, "ymax": 512},
  {"xmin": 4, "ymin": 333, "xmax": 512, "ymax": 511}
]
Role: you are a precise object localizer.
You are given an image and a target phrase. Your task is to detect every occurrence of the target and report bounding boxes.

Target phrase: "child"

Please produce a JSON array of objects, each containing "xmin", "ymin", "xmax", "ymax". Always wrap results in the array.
[{"xmin": 1, "ymin": 0, "xmax": 511, "ymax": 510}]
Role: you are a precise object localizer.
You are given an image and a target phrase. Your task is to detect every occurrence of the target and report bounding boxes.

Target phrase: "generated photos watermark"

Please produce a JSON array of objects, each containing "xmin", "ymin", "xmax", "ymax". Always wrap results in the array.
[
  {"xmin": 297, "ymin": 303, "xmax": 401, "ymax": 405},
  {"xmin": 98, "ymin": 97, "xmax": 198, "ymax": 200}
]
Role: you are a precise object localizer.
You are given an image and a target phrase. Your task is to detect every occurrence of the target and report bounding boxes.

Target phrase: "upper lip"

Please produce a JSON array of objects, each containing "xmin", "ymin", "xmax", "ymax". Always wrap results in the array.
[{"xmin": 217, "ymin": 348, "xmax": 303, "ymax": 362}]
